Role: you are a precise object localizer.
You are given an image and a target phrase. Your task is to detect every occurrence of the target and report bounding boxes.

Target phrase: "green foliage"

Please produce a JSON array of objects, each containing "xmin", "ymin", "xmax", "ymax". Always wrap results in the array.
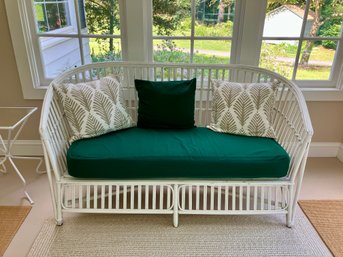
[
  {"xmin": 91, "ymin": 51, "xmax": 121, "ymax": 63},
  {"xmin": 193, "ymin": 53, "xmax": 229, "ymax": 64},
  {"xmin": 259, "ymin": 42, "xmax": 292, "ymax": 78},
  {"xmin": 196, "ymin": 0, "xmax": 234, "ymax": 24},
  {"xmin": 320, "ymin": 24, "xmax": 341, "ymax": 49},
  {"xmin": 266, "ymin": 0, "xmax": 305, "ymax": 12},
  {"xmin": 90, "ymin": 39, "xmax": 121, "ymax": 63},
  {"xmin": 84, "ymin": 0, "xmax": 120, "ymax": 35},
  {"xmin": 153, "ymin": 0, "xmax": 191, "ymax": 36},
  {"xmin": 167, "ymin": 17, "xmax": 233, "ymax": 37},
  {"xmin": 153, "ymin": 39, "xmax": 229, "ymax": 64},
  {"xmin": 194, "ymin": 20, "xmax": 233, "ymax": 36},
  {"xmin": 154, "ymin": 40, "xmax": 190, "ymax": 63},
  {"xmin": 154, "ymin": 49, "xmax": 229, "ymax": 64},
  {"xmin": 318, "ymin": 0, "xmax": 343, "ymax": 50}
]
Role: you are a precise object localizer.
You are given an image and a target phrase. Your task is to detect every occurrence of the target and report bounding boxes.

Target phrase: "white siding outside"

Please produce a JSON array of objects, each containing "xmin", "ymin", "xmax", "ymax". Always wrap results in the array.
[
  {"xmin": 41, "ymin": 37, "xmax": 91, "ymax": 78},
  {"xmin": 263, "ymin": 7, "xmax": 313, "ymax": 45}
]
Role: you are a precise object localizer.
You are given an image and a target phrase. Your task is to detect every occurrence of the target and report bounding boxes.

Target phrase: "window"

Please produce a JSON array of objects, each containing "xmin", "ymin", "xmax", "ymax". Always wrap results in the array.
[
  {"xmin": 5, "ymin": 0, "xmax": 343, "ymax": 100},
  {"xmin": 260, "ymin": 0, "xmax": 343, "ymax": 87},
  {"xmin": 152, "ymin": 0, "xmax": 235, "ymax": 64},
  {"xmin": 29, "ymin": 0, "xmax": 122, "ymax": 81}
]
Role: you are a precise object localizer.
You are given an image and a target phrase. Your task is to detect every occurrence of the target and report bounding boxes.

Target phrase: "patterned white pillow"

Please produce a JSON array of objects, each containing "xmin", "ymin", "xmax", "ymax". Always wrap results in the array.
[
  {"xmin": 208, "ymin": 80, "xmax": 277, "ymax": 138},
  {"xmin": 53, "ymin": 76, "xmax": 135, "ymax": 143}
]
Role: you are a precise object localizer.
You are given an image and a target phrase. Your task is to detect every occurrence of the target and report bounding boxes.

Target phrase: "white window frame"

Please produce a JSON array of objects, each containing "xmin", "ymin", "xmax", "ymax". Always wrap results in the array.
[{"xmin": 5, "ymin": 0, "xmax": 343, "ymax": 101}]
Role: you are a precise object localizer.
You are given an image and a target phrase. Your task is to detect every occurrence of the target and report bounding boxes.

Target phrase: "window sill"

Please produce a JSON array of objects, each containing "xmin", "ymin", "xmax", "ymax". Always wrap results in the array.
[{"xmin": 302, "ymin": 88, "xmax": 343, "ymax": 101}]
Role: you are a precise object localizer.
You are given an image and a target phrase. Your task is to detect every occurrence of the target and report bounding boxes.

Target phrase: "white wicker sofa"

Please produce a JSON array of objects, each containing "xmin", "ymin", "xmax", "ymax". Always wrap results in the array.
[{"xmin": 39, "ymin": 62, "xmax": 313, "ymax": 227}]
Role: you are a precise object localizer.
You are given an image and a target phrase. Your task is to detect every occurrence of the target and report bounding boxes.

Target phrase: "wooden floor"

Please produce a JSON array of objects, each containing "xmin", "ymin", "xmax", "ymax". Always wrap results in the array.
[{"xmin": 0, "ymin": 157, "xmax": 342, "ymax": 257}]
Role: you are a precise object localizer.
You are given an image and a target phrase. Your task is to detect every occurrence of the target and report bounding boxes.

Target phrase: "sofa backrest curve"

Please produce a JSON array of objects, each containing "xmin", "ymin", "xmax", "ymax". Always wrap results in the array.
[{"xmin": 40, "ymin": 62, "xmax": 313, "ymax": 181}]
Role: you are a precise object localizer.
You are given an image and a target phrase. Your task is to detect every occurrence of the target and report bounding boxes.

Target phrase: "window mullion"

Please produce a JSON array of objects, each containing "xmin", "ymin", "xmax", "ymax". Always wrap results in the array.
[
  {"xmin": 190, "ymin": 0, "xmax": 196, "ymax": 63},
  {"xmin": 330, "ymin": 28, "xmax": 343, "ymax": 87},
  {"xmin": 120, "ymin": 0, "xmax": 151, "ymax": 62},
  {"xmin": 73, "ymin": 0, "xmax": 85, "ymax": 65},
  {"xmin": 292, "ymin": 0, "xmax": 311, "ymax": 80},
  {"xmin": 57, "ymin": 2, "xmax": 61, "ymax": 26},
  {"xmin": 230, "ymin": 0, "xmax": 245, "ymax": 64},
  {"xmin": 231, "ymin": 0, "xmax": 267, "ymax": 66},
  {"xmin": 43, "ymin": 3, "xmax": 50, "ymax": 31}
]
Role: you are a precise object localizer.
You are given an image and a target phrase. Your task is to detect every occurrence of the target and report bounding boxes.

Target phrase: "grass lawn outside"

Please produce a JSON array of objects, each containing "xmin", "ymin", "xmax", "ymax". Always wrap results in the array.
[
  {"xmin": 263, "ymin": 43, "xmax": 335, "ymax": 62},
  {"xmin": 296, "ymin": 66, "xmax": 332, "ymax": 80},
  {"xmin": 154, "ymin": 39, "xmax": 232, "ymax": 53}
]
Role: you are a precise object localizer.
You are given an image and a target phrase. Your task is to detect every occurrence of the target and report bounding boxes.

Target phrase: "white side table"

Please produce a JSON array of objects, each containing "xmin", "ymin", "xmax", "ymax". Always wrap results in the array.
[{"xmin": 0, "ymin": 107, "xmax": 45, "ymax": 204}]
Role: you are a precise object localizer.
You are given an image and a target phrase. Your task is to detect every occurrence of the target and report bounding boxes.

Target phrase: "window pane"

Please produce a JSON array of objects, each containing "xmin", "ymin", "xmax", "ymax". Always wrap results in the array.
[
  {"xmin": 85, "ymin": 38, "xmax": 122, "ymax": 63},
  {"xmin": 195, "ymin": 0, "xmax": 235, "ymax": 37},
  {"xmin": 153, "ymin": 0, "xmax": 191, "ymax": 36},
  {"xmin": 259, "ymin": 41, "xmax": 298, "ymax": 79},
  {"xmin": 193, "ymin": 40, "xmax": 230, "ymax": 64},
  {"xmin": 45, "ymin": 3, "xmax": 70, "ymax": 31},
  {"xmin": 263, "ymin": 2, "xmax": 305, "ymax": 38},
  {"xmin": 39, "ymin": 37, "xmax": 81, "ymax": 78},
  {"xmin": 153, "ymin": 39, "xmax": 191, "ymax": 63},
  {"xmin": 34, "ymin": 3, "xmax": 47, "ymax": 32},
  {"xmin": 83, "ymin": 0, "xmax": 120, "ymax": 35},
  {"xmin": 58, "ymin": 3, "xmax": 69, "ymax": 28},
  {"xmin": 296, "ymin": 40, "xmax": 336, "ymax": 80},
  {"xmin": 78, "ymin": 0, "xmax": 87, "ymax": 29},
  {"xmin": 305, "ymin": 0, "xmax": 343, "ymax": 38}
]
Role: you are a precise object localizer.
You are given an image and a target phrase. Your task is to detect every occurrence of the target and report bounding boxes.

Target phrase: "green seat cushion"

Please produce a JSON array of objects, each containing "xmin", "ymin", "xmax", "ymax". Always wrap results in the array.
[
  {"xmin": 67, "ymin": 127, "xmax": 290, "ymax": 179},
  {"xmin": 135, "ymin": 79, "xmax": 196, "ymax": 129}
]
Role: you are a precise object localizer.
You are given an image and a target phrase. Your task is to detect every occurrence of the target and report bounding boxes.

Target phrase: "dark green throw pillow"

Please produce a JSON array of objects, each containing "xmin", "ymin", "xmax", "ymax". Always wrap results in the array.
[{"xmin": 135, "ymin": 78, "xmax": 196, "ymax": 129}]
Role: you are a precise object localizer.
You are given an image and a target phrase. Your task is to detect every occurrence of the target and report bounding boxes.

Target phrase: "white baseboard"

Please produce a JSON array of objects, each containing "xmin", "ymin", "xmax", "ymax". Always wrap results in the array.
[
  {"xmin": 338, "ymin": 144, "xmax": 343, "ymax": 162},
  {"xmin": 308, "ymin": 142, "xmax": 341, "ymax": 158},
  {"xmin": 1, "ymin": 140, "xmax": 343, "ymax": 162},
  {"xmin": 1, "ymin": 140, "xmax": 43, "ymax": 156}
]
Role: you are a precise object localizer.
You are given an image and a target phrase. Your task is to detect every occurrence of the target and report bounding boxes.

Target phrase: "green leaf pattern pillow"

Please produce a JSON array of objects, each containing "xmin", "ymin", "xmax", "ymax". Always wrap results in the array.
[
  {"xmin": 208, "ymin": 80, "xmax": 277, "ymax": 138},
  {"xmin": 53, "ymin": 76, "xmax": 135, "ymax": 143}
]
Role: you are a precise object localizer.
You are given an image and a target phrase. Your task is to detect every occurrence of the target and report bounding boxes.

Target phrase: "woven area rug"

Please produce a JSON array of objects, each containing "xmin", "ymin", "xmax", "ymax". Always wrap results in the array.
[
  {"xmin": 28, "ymin": 206, "xmax": 331, "ymax": 257},
  {"xmin": 299, "ymin": 200, "xmax": 343, "ymax": 257},
  {"xmin": 0, "ymin": 206, "xmax": 31, "ymax": 256}
]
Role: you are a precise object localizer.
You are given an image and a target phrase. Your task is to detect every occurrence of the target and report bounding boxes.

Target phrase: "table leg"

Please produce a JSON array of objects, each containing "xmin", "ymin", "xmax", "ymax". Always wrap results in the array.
[
  {"xmin": 0, "ymin": 135, "xmax": 7, "ymax": 174},
  {"xmin": 8, "ymin": 157, "xmax": 34, "ymax": 205},
  {"xmin": 0, "ymin": 158, "xmax": 7, "ymax": 174},
  {"xmin": 11, "ymin": 156, "xmax": 46, "ymax": 174},
  {"xmin": 0, "ymin": 107, "xmax": 40, "ymax": 204}
]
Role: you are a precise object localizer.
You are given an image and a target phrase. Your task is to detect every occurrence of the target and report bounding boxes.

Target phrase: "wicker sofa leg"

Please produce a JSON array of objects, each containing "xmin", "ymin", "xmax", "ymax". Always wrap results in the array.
[
  {"xmin": 286, "ymin": 184, "xmax": 294, "ymax": 228},
  {"xmin": 173, "ymin": 184, "xmax": 179, "ymax": 227},
  {"xmin": 56, "ymin": 184, "xmax": 63, "ymax": 226},
  {"xmin": 287, "ymin": 148, "xmax": 309, "ymax": 228},
  {"xmin": 286, "ymin": 212, "xmax": 293, "ymax": 228}
]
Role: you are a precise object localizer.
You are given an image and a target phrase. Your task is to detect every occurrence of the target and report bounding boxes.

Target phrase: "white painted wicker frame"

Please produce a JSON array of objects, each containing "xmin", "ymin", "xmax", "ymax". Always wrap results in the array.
[{"xmin": 39, "ymin": 62, "xmax": 313, "ymax": 227}]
